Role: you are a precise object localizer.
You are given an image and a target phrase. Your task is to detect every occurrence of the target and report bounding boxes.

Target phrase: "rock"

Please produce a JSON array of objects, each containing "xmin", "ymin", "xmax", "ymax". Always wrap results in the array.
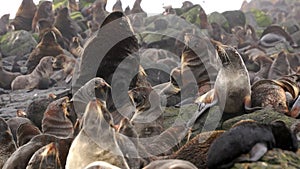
[
  {"xmin": 208, "ymin": 12, "xmax": 230, "ymax": 32},
  {"xmin": 250, "ymin": 9, "xmax": 272, "ymax": 28},
  {"xmin": 180, "ymin": 5, "xmax": 202, "ymax": 25},
  {"xmin": 222, "ymin": 108, "xmax": 300, "ymax": 130},
  {"xmin": 232, "ymin": 148, "xmax": 300, "ymax": 169},
  {"xmin": 0, "ymin": 30, "xmax": 37, "ymax": 57}
]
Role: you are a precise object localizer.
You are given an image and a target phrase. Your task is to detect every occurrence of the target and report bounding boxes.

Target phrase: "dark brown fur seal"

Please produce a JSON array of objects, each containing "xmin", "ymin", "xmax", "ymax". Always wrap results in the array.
[
  {"xmin": 26, "ymin": 142, "xmax": 62, "ymax": 169},
  {"xmin": 268, "ymin": 51, "xmax": 294, "ymax": 79},
  {"xmin": 42, "ymin": 96, "xmax": 74, "ymax": 138},
  {"xmin": 170, "ymin": 130, "xmax": 225, "ymax": 169},
  {"xmin": 31, "ymin": 0, "xmax": 54, "ymax": 32},
  {"xmin": 26, "ymin": 30, "xmax": 64, "ymax": 73},
  {"xmin": 54, "ymin": 7, "xmax": 80, "ymax": 43},
  {"xmin": 0, "ymin": 117, "xmax": 17, "ymax": 168},
  {"xmin": 0, "ymin": 14, "xmax": 10, "ymax": 35},
  {"xmin": 0, "ymin": 58, "xmax": 21, "ymax": 89},
  {"xmin": 10, "ymin": 0, "xmax": 37, "ymax": 31},
  {"xmin": 251, "ymin": 55, "xmax": 273, "ymax": 83},
  {"xmin": 65, "ymin": 99, "xmax": 129, "ymax": 169},
  {"xmin": 16, "ymin": 122, "xmax": 41, "ymax": 147},
  {"xmin": 6, "ymin": 117, "xmax": 32, "ymax": 143},
  {"xmin": 12, "ymin": 56, "xmax": 55, "ymax": 90},
  {"xmin": 207, "ymin": 121, "xmax": 298, "ymax": 169},
  {"xmin": 128, "ymin": 86, "xmax": 164, "ymax": 138}
]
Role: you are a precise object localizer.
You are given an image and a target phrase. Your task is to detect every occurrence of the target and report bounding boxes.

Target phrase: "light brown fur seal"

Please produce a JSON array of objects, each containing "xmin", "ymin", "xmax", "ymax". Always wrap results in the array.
[
  {"xmin": 65, "ymin": 99, "xmax": 129, "ymax": 169},
  {"xmin": 11, "ymin": 56, "xmax": 55, "ymax": 90},
  {"xmin": 26, "ymin": 30, "xmax": 64, "ymax": 73},
  {"xmin": 10, "ymin": 0, "xmax": 37, "ymax": 31}
]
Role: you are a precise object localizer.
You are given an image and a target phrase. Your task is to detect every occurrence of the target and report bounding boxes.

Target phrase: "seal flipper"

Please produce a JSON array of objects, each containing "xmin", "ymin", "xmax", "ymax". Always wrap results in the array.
[{"xmin": 236, "ymin": 142, "xmax": 268, "ymax": 162}]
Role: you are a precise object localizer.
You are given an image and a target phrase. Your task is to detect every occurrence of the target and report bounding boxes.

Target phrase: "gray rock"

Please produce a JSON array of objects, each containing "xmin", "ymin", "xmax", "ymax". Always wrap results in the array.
[{"xmin": 0, "ymin": 30, "xmax": 37, "ymax": 57}]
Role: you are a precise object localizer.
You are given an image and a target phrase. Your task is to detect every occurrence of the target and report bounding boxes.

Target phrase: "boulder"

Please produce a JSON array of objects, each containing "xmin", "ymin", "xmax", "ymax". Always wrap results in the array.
[{"xmin": 0, "ymin": 30, "xmax": 37, "ymax": 57}]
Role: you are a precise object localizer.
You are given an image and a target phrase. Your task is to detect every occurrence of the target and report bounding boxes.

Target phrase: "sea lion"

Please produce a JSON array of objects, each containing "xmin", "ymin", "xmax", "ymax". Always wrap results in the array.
[
  {"xmin": 10, "ymin": 0, "xmax": 37, "ymax": 31},
  {"xmin": 16, "ymin": 122, "xmax": 41, "ymax": 147},
  {"xmin": 54, "ymin": 7, "xmax": 81, "ymax": 43},
  {"xmin": 128, "ymin": 86, "xmax": 164, "ymax": 138},
  {"xmin": 195, "ymin": 41, "xmax": 255, "ymax": 121},
  {"xmin": 0, "ymin": 117, "xmax": 17, "ymax": 168},
  {"xmin": 207, "ymin": 121, "xmax": 298, "ymax": 169},
  {"xmin": 143, "ymin": 159, "xmax": 197, "ymax": 169},
  {"xmin": 42, "ymin": 96, "xmax": 74, "ymax": 138},
  {"xmin": 31, "ymin": 0, "xmax": 54, "ymax": 32},
  {"xmin": 0, "ymin": 58, "xmax": 21, "ymax": 90},
  {"xmin": 26, "ymin": 142, "xmax": 62, "ymax": 169},
  {"xmin": 112, "ymin": 0, "xmax": 123, "ymax": 12},
  {"xmin": 51, "ymin": 54, "xmax": 77, "ymax": 83},
  {"xmin": 84, "ymin": 161, "xmax": 122, "ymax": 169},
  {"xmin": 170, "ymin": 130, "xmax": 225, "ymax": 169},
  {"xmin": 26, "ymin": 30, "xmax": 64, "ymax": 73},
  {"xmin": 11, "ymin": 56, "xmax": 55, "ymax": 90},
  {"xmin": 65, "ymin": 99, "xmax": 129, "ymax": 169},
  {"xmin": 0, "ymin": 14, "xmax": 10, "ymax": 35}
]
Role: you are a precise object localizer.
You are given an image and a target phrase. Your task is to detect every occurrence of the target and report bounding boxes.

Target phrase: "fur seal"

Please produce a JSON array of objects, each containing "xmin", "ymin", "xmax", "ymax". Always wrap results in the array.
[
  {"xmin": 0, "ymin": 117, "xmax": 17, "ymax": 168},
  {"xmin": 52, "ymin": 54, "xmax": 77, "ymax": 83},
  {"xmin": 170, "ymin": 130, "xmax": 225, "ymax": 169},
  {"xmin": 16, "ymin": 122, "xmax": 41, "ymax": 147},
  {"xmin": 0, "ymin": 58, "xmax": 21, "ymax": 90},
  {"xmin": 207, "ymin": 121, "xmax": 298, "ymax": 169},
  {"xmin": 84, "ymin": 161, "xmax": 121, "ymax": 169},
  {"xmin": 131, "ymin": 0, "xmax": 146, "ymax": 16},
  {"xmin": 42, "ymin": 96, "xmax": 74, "ymax": 138},
  {"xmin": 10, "ymin": 0, "xmax": 37, "ymax": 31},
  {"xmin": 250, "ymin": 55, "xmax": 273, "ymax": 83},
  {"xmin": 195, "ymin": 41, "xmax": 255, "ymax": 121},
  {"xmin": 92, "ymin": 0, "xmax": 109, "ymax": 25},
  {"xmin": 26, "ymin": 142, "xmax": 62, "ymax": 169},
  {"xmin": 12, "ymin": 56, "xmax": 55, "ymax": 90},
  {"xmin": 0, "ymin": 14, "xmax": 10, "ymax": 35},
  {"xmin": 112, "ymin": 0, "xmax": 123, "ymax": 12},
  {"xmin": 54, "ymin": 7, "xmax": 80, "ymax": 43},
  {"xmin": 128, "ymin": 86, "xmax": 164, "ymax": 138},
  {"xmin": 65, "ymin": 99, "xmax": 129, "ymax": 169},
  {"xmin": 268, "ymin": 51, "xmax": 294, "ymax": 79},
  {"xmin": 6, "ymin": 117, "xmax": 32, "ymax": 143},
  {"xmin": 26, "ymin": 30, "xmax": 64, "ymax": 73},
  {"xmin": 143, "ymin": 159, "xmax": 197, "ymax": 169},
  {"xmin": 31, "ymin": 0, "xmax": 54, "ymax": 32},
  {"xmin": 69, "ymin": 36, "xmax": 83, "ymax": 58}
]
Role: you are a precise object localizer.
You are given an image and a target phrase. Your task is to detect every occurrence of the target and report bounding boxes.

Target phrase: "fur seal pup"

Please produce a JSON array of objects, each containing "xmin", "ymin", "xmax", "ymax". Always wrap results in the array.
[
  {"xmin": 16, "ymin": 122, "xmax": 41, "ymax": 147},
  {"xmin": 143, "ymin": 159, "xmax": 197, "ymax": 169},
  {"xmin": 0, "ymin": 58, "xmax": 21, "ymax": 90},
  {"xmin": 31, "ymin": 0, "xmax": 54, "ymax": 32},
  {"xmin": 207, "ymin": 121, "xmax": 298, "ymax": 169},
  {"xmin": 26, "ymin": 30, "xmax": 64, "ymax": 73},
  {"xmin": 10, "ymin": 0, "xmax": 37, "ymax": 31},
  {"xmin": 65, "ymin": 99, "xmax": 129, "ymax": 169},
  {"xmin": 11, "ymin": 56, "xmax": 55, "ymax": 90},
  {"xmin": 195, "ymin": 41, "xmax": 255, "ymax": 121},
  {"xmin": 112, "ymin": 0, "xmax": 123, "ymax": 12},
  {"xmin": 52, "ymin": 54, "xmax": 77, "ymax": 83},
  {"xmin": 26, "ymin": 142, "xmax": 62, "ymax": 169},
  {"xmin": 42, "ymin": 96, "xmax": 74, "ymax": 138},
  {"xmin": 0, "ymin": 117, "xmax": 17, "ymax": 168}
]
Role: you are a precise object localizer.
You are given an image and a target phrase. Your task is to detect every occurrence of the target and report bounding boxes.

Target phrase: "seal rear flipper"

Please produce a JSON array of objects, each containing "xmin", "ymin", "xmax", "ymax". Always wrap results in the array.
[{"xmin": 235, "ymin": 142, "xmax": 268, "ymax": 162}]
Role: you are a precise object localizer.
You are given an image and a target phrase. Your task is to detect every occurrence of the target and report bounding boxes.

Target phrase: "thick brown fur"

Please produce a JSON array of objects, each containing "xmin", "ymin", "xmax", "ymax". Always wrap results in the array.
[
  {"xmin": 10, "ymin": 0, "xmax": 37, "ymax": 31},
  {"xmin": 31, "ymin": 1, "xmax": 54, "ymax": 32},
  {"xmin": 26, "ymin": 30, "xmax": 64, "ymax": 73},
  {"xmin": 12, "ymin": 56, "xmax": 55, "ymax": 90}
]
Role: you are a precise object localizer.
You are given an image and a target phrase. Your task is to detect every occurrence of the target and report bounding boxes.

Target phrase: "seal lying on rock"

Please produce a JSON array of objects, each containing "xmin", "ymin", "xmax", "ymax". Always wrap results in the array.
[
  {"xmin": 11, "ymin": 56, "xmax": 55, "ymax": 90},
  {"xmin": 207, "ymin": 120, "xmax": 298, "ymax": 169}
]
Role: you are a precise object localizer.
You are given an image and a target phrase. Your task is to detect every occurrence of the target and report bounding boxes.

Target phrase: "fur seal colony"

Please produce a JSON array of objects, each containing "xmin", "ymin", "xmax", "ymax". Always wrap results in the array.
[{"xmin": 1, "ymin": 0, "xmax": 300, "ymax": 168}]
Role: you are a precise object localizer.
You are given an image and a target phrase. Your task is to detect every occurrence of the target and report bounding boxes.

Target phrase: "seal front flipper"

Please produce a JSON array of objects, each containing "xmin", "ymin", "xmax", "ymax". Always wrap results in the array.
[{"xmin": 235, "ymin": 142, "xmax": 268, "ymax": 162}]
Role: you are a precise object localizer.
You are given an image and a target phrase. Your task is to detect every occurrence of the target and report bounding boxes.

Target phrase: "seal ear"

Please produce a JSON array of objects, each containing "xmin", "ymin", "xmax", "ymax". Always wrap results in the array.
[{"xmin": 100, "ymin": 11, "xmax": 125, "ymax": 28}]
